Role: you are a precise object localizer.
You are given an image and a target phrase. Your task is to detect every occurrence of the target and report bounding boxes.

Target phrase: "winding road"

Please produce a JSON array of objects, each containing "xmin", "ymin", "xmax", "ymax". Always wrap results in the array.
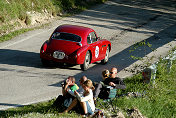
[{"xmin": 0, "ymin": 0, "xmax": 176, "ymax": 110}]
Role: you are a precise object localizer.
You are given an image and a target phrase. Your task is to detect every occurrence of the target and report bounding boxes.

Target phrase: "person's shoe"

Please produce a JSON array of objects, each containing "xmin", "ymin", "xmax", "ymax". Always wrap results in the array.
[{"xmin": 81, "ymin": 113, "xmax": 89, "ymax": 118}]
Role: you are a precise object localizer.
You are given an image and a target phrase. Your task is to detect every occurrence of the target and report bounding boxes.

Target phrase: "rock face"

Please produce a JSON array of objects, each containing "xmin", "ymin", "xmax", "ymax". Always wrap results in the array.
[{"xmin": 26, "ymin": 11, "xmax": 54, "ymax": 25}]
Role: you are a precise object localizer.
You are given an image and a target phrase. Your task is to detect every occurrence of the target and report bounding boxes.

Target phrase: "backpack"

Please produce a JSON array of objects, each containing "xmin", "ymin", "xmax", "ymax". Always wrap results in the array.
[{"xmin": 53, "ymin": 95, "xmax": 66, "ymax": 108}]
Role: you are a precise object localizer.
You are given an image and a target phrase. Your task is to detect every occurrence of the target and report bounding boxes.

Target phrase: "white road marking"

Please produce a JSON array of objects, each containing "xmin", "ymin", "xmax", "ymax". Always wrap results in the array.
[{"xmin": 0, "ymin": 28, "xmax": 55, "ymax": 49}]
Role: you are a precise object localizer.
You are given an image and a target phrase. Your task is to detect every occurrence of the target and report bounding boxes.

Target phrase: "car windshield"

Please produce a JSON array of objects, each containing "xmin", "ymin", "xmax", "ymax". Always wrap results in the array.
[{"xmin": 51, "ymin": 32, "xmax": 81, "ymax": 42}]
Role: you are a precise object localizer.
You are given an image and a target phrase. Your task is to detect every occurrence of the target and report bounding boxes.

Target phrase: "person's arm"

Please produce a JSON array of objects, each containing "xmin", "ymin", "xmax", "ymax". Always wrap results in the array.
[
  {"xmin": 68, "ymin": 89, "xmax": 76, "ymax": 97},
  {"xmin": 75, "ymin": 90, "xmax": 93, "ymax": 102},
  {"xmin": 62, "ymin": 83, "xmax": 69, "ymax": 96},
  {"xmin": 103, "ymin": 78, "xmax": 111, "ymax": 85}
]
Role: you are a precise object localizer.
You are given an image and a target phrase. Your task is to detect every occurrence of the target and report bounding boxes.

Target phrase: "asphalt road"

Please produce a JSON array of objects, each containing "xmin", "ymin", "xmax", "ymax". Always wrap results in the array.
[{"xmin": 0, "ymin": 0, "xmax": 176, "ymax": 110}]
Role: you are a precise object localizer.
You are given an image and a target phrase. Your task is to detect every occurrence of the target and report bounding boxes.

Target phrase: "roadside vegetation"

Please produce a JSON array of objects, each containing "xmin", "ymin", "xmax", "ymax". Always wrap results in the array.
[
  {"xmin": 0, "ymin": 0, "xmax": 107, "ymax": 42},
  {"xmin": 117, "ymin": 59, "xmax": 176, "ymax": 117},
  {"xmin": 0, "ymin": 56, "xmax": 175, "ymax": 118}
]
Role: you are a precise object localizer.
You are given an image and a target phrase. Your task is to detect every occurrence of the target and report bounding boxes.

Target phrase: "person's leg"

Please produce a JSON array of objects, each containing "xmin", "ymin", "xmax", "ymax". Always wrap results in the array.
[
  {"xmin": 85, "ymin": 101, "xmax": 94, "ymax": 115},
  {"xmin": 93, "ymin": 83, "xmax": 102, "ymax": 99},
  {"xmin": 63, "ymin": 98, "xmax": 78, "ymax": 113},
  {"xmin": 80, "ymin": 101, "xmax": 87, "ymax": 114}
]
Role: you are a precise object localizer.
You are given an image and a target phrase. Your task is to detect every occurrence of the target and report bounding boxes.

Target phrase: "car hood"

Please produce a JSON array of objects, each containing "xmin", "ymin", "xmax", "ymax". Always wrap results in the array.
[{"xmin": 48, "ymin": 39, "xmax": 81, "ymax": 55}]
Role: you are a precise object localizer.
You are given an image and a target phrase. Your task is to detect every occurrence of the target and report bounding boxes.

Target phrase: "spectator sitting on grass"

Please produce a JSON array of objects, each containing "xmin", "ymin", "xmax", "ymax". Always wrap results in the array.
[
  {"xmin": 62, "ymin": 79, "xmax": 95, "ymax": 117},
  {"xmin": 53, "ymin": 76, "xmax": 79, "ymax": 108},
  {"xmin": 93, "ymin": 67, "xmax": 126, "ymax": 100},
  {"xmin": 103, "ymin": 67, "xmax": 126, "ymax": 89},
  {"xmin": 67, "ymin": 76, "xmax": 87, "ymax": 97},
  {"xmin": 62, "ymin": 76, "xmax": 79, "ymax": 96},
  {"xmin": 93, "ymin": 69, "xmax": 110, "ymax": 99},
  {"xmin": 61, "ymin": 76, "xmax": 79, "ymax": 108}
]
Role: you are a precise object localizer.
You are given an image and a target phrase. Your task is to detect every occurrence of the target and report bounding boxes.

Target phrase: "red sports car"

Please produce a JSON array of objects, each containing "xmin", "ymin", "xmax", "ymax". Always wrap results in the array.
[{"xmin": 40, "ymin": 25, "xmax": 111, "ymax": 70}]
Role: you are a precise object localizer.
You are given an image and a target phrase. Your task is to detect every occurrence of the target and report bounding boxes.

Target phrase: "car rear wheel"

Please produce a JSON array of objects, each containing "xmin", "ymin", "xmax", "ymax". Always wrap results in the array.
[
  {"xmin": 101, "ymin": 46, "xmax": 109, "ymax": 64},
  {"xmin": 41, "ymin": 59, "xmax": 49, "ymax": 66},
  {"xmin": 80, "ymin": 51, "xmax": 91, "ymax": 71}
]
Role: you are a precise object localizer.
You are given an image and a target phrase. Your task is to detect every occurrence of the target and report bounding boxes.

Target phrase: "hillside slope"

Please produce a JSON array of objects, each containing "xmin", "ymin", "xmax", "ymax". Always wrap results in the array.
[{"xmin": 0, "ymin": 0, "xmax": 106, "ymax": 38}]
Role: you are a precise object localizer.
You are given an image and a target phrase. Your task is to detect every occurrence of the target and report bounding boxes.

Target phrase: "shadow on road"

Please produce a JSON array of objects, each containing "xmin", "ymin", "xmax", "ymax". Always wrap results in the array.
[
  {"xmin": 0, "ymin": 49, "xmax": 42, "ymax": 68},
  {"xmin": 0, "ymin": 0, "xmax": 175, "ymax": 84},
  {"xmin": 65, "ymin": 0, "xmax": 176, "ymax": 37},
  {"xmin": 0, "ymin": 103, "xmax": 23, "ymax": 107}
]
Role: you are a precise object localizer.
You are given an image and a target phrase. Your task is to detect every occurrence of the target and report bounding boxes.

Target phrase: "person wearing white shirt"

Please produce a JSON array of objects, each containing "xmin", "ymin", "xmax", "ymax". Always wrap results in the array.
[{"xmin": 63, "ymin": 79, "xmax": 95, "ymax": 116}]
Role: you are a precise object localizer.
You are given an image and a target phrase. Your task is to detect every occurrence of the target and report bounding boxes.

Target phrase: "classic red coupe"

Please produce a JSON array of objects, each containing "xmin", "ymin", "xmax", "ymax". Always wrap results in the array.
[{"xmin": 40, "ymin": 25, "xmax": 111, "ymax": 70}]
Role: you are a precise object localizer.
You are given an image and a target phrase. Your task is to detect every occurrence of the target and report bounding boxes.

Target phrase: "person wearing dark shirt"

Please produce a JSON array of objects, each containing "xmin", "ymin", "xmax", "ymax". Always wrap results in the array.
[
  {"xmin": 103, "ymin": 67, "xmax": 126, "ymax": 89},
  {"xmin": 93, "ymin": 67, "xmax": 126, "ymax": 99}
]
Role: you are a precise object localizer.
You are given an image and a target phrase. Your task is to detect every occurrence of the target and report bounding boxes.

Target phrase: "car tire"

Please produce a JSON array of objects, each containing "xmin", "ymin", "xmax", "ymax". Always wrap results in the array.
[
  {"xmin": 80, "ymin": 51, "xmax": 91, "ymax": 71},
  {"xmin": 101, "ymin": 46, "xmax": 109, "ymax": 64},
  {"xmin": 41, "ymin": 59, "xmax": 49, "ymax": 66}
]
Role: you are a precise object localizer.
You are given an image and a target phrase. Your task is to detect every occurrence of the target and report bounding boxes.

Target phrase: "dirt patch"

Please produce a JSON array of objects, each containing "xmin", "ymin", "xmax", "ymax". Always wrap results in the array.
[
  {"xmin": 26, "ymin": 11, "xmax": 54, "ymax": 25},
  {"xmin": 127, "ymin": 108, "xmax": 146, "ymax": 118}
]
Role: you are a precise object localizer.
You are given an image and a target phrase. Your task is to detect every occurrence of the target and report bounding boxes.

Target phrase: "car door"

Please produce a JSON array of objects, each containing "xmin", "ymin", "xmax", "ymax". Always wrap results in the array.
[{"xmin": 87, "ymin": 32, "xmax": 102, "ymax": 62}]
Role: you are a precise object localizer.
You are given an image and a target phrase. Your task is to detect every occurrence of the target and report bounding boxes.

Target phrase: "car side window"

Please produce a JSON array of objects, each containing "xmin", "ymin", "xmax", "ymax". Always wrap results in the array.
[
  {"xmin": 91, "ymin": 32, "xmax": 97, "ymax": 43},
  {"xmin": 87, "ymin": 32, "xmax": 97, "ymax": 44},
  {"xmin": 87, "ymin": 34, "xmax": 92, "ymax": 44}
]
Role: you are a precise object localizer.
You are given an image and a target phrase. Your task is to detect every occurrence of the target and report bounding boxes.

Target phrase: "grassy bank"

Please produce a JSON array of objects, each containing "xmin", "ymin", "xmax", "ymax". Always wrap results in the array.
[
  {"xmin": 0, "ymin": 57, "xmax": 175, "ymax": 118},
  {"xmin": 117, "ymin": 58, "xmax": 176, "ymax": 117},
  {"xmin": 0, "ymin": 0, "xmax": 107, "ymax": 43},
  {"xmin": 0, "ymin": 0, "xmax": 55, "ymax": 23}
]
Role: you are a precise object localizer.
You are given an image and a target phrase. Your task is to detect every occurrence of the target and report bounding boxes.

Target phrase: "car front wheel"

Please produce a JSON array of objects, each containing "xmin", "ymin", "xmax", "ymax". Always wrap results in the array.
[
  {"xmin": 80, "ymin": 51, "xmax": 90, "ymax": 71},
  {"xmin": 101, "ymin": 46, "xmax": 109, "ymax": 64}
]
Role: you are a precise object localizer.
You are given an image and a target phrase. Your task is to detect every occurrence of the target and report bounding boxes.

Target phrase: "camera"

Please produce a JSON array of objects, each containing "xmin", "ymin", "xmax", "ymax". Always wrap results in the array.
[{"xmin": 61, "ymin": 81, "xmax": 66, "ymax": 88}]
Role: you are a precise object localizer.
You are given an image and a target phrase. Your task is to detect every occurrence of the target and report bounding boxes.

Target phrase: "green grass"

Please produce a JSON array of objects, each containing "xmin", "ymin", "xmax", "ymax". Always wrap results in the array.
[
  {"xmin": 0, "ymin": 0, "xmax": 55, "ymax": 23},
  {"xmin": 115, "ymin": 59, "xmax": 176, "ymax": 118},
  {"xmin": 0, "ymin": 99, "xmax": 81, "ymax": 118},
  {"xmin": 0, "ymin": 28, "xmax": 34, "ymax": 43},
  {"xmin": 0, "ymin": 58, "xmax": 175, "ymax": 118}
]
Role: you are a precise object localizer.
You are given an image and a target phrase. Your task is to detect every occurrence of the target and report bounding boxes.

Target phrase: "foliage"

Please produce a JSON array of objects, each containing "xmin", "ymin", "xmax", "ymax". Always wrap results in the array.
[{"xmin": 115, "ymin": 59, "xmax": 176, "ymax": 118}]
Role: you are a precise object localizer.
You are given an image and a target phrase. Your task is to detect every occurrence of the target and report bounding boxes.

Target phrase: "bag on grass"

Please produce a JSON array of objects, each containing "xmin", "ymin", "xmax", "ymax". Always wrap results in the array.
[{"xmin": 53, "ymin": 95, "xmax": 66, "ymax": 107}]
